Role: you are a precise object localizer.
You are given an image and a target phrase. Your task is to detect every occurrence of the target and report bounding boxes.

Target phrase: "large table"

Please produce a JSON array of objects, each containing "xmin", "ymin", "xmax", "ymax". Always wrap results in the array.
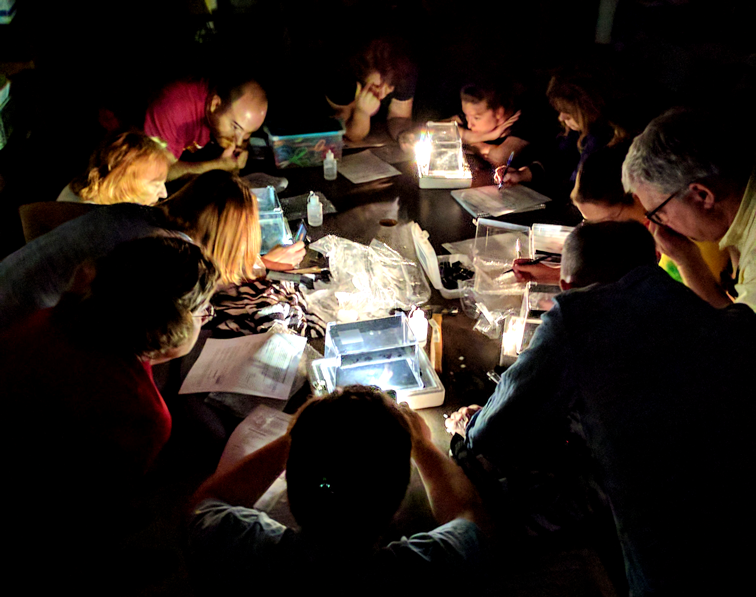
[
  {"xmin": 156, "ymin": 150, "xmax": 620, "ymax": 595},
  {"xmin": 265, "ymin": 152, "xmax": 579, "ymax": 438}
]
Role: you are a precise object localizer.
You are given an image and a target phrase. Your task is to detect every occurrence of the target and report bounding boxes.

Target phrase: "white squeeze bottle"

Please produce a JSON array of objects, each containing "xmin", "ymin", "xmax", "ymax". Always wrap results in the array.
[
  {"xmin": 307, "ymin": 192, "xmax": 323, "ymax": 227},
  {"xmin": 323, "ymin": 150, "xmax": 337, "ymax": 181}
]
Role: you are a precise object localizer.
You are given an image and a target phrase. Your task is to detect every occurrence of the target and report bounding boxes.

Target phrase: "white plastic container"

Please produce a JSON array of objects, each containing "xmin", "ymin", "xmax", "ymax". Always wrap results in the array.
[
  {"xmin": 307, "ymin": 191, "xmax": 323, "ymax": 227},
  {"xmin": 411, "ymin": 223, "xmax": 474, "ymax": 299}
]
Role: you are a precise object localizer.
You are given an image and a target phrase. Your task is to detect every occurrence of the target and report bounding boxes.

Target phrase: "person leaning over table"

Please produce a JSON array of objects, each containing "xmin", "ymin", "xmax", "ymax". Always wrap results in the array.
[
  {"xmin": 0, "ymin": 171, "xmax": 305, "ymax": 331},
  {"xmin": 622, "ymin": 107, "xmax": 756, "ymax": 310},
  {"xmin": 325, "ymin": 37, "xmax": 416, "ymax": 144},
  {"xmin": 514, "ymin": 144, "xmax": 730, "ymax": 287},
  {"xmin": 495, "ymin": 68, "xmax": 630, "ymax": 200},
  {"xmin": 1, "ymin": 237, "xmax": 218, "ymax": 595},
  {"xmin": 144, "ymin": 71, "xmax": 268, "ymax": 181},
  {"xmin": 57, "ymin": 130, "xmax": 170, "ymax": 205},
  {"xmin": 187, "ymin": 385, "xmax": 489, "ymax": 597},
  {"xmin": 445, "ymin": 221, "xmax": 756, "ymax": 596}
]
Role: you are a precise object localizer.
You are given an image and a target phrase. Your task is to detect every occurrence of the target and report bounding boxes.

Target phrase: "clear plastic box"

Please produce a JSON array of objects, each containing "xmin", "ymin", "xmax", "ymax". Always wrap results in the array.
[
  {"xmin": 415, "ymin": 122, "xmax": 472, "ymax": 189},
  {"xmin": 309, "ymin": 313, "xmax": 445, "ymax": 409},
  {"xmin": 533, "ymin": 223, "xmax": 574, "ymax": 255},
  {"xmin": 473, "ymin": 219, "xmax": 531, "ymax": 291},
  {"xmin": 252, "ymin": 186, "xmax": 293, "ymax": 255},
  {"xmin": 265, "ymin": 118, "xmax": 345, "ymax": 169}
]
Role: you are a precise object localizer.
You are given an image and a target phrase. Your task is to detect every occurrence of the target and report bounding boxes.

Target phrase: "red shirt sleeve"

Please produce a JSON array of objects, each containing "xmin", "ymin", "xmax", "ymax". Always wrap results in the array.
[{"xmin": 144, "ymin": 80, "xmax": 212, "ymax": 160}]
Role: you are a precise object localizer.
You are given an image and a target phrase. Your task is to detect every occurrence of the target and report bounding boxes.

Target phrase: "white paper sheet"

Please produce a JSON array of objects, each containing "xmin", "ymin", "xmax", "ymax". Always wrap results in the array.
[
  {"xmin": 179, "ymin": 333, "xmax": 307, "ymax": 399},
  {"xmin": 338, "ymin": 150, "xmax": 402, "ymax": 184},
  {"xmin": 216, "ymin": 404, "xmax": 291, "ymax": 475}
]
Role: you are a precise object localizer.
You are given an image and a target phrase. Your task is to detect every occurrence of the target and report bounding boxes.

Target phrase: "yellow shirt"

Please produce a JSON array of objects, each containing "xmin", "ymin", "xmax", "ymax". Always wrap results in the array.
[{"xmin": 719, "ymin": 171, "xmax": 756, "ymax": 311}]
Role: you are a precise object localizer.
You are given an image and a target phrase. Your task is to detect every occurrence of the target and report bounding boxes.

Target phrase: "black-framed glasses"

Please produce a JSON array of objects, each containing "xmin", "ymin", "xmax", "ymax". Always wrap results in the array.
[
  {"xmin": 644, "ymin": 188, "xmax": 683, "ymax": 225},
  {"xmin": 193, "ymin": 303, "xmax": 216, "ymax": 322}
]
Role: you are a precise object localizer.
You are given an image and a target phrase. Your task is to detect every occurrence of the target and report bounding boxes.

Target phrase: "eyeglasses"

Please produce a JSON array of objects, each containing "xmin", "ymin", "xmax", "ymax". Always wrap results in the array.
[
  {"xmin": 644, "ymin": 188, "xmax": 684, "ymax": 225},
  {"xmin": 193, "ymin": 303, "xmax": 216, "ymax": 323}
]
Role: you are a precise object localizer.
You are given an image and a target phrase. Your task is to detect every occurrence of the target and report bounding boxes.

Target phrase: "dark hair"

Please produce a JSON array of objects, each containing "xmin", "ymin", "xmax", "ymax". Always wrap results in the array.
[
  {"xmin": 460, "ymin": 79, "xmax": 517, "ymax": 114},
  {"xmin": 561, "ymin": 221, "xmax": 657, "ymax": 288},
  {"xmin": 351, "ymin": 38, "xmax": 414, "ymax": 89},
  {"xmin": 56, "ymin": 237, "xmax": 218, "ymax": 359},
  {"xmin": 286, "ymin": 386, "xmax": 412, "ymax": 547},
  {"xmin": 575, "ymin": 143, "xmax": 634, "ymax": 206}
]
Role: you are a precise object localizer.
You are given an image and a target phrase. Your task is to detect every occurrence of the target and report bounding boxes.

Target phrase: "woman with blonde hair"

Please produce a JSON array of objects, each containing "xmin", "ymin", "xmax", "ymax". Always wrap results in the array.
[
  {"xmin": 58, "ymin": 130, "xmax": 170, "ymax": 205},
  {"xmin": 2, "ymin": 170, "xmax": 305, "ymax": 328}
]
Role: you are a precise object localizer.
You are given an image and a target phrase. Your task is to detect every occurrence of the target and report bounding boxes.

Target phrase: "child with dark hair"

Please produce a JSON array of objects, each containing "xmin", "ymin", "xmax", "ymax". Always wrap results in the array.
[
  {"xmin": 450, "ymin": 79, "xmax": 529, "ymax": 165},
  {"xmin": 189, "ymin": 386, "xmax": 487, "ymax": 596},
  {"xmin": 326, "ymin": 37, "xmax": 417, "ymax": 143},
  {"xmin": 559, "ymin": 220, "xmax": 658, "ymax": 289}
]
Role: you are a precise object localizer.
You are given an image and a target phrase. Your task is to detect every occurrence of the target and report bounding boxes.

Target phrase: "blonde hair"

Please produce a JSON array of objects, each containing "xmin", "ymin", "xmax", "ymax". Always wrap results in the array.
[
  {"xmin": 161, "ymin": 171, "xmax": 262, "ymax": 285},
  {"xmin": 73, "ymin": 131, "xmax": 170, "ymax": 205}
]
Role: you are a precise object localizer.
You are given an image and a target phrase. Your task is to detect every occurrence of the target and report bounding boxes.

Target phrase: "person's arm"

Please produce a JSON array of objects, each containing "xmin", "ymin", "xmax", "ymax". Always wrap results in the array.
[
  {"xmin": 190, "ymin": 434, "xmax": 291, "ymax": 510},
  {"xmin": 327, "ymin": 81, "xmax": 380, "ymax": 143},
  {"xmin": 400, "ymin": 404, "xmax": 488, "ymax": 532},
  {"xmin": 260, "ymin": 242, "xmax": 306, "ymax": 271},
  {"xmin": 650, "ymin": 222, "xmax": 732, "ymax": 308},
  {"xmin": 387, "ymin": 97, "xmax": 413, "ymax": 141},
  {"xmin": 457, "ymin": 303, "xmax": 574, "ymax": 470},
  {"xmin": 165, "ymin": 146, "xmax": 248, "ymax": 182},
  {"xmin": 486, "ymin": 136, "xmax": 530, "ymax": 167}
]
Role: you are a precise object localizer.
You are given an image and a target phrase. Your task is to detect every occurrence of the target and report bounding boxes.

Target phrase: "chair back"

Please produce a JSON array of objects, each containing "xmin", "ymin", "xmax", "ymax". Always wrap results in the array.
[{"xmin": 18, "ymin": 202, "xmax": 98, "ymax": 243}]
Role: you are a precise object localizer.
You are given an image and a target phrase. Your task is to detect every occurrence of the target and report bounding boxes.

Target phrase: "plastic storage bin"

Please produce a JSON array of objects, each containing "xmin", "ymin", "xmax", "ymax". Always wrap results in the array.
[
  {"xmin": 252, "ymin": 186, "xmax": 293, "ymax": 254},
  {"xmin": 415, "ymin": 121, "xmax": 472, "ymax": 189},
  {"xmin": 265, "ymin": 118, "xmax": 345, "ymax": 169},
  {"xmin": 472, "ymin": 219, "xmax": 531, "ymax": 311},
  {"xmin": 308, "ymin": 313, "xmax": 445, "ymax": 409}
]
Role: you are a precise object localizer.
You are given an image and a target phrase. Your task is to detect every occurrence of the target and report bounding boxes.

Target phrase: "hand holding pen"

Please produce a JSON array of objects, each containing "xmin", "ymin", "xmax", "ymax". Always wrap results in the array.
[{"xmin": 495, "ymin": 151, "xmax": 515, "ymax": 189}]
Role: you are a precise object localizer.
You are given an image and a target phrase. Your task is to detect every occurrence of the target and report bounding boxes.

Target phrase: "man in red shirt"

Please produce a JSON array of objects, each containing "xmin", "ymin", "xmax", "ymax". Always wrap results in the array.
[{"xmin": 145, "ymin": 76, "xmax": 268, "ymax": 181}]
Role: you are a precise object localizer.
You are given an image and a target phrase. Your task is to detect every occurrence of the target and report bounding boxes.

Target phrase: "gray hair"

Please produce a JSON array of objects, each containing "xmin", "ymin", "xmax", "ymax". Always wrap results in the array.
[{"xmin": 622, "ymin": 108, "xmax": 727, "ymax": 195}]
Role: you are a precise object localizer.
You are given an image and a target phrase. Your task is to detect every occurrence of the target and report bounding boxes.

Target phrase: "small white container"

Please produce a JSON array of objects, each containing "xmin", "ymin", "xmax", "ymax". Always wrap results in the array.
[
  {"xmin": 307, "ymin": 191, "xmax": 323, "ymax": 227},
  {"xmin": 323, "ymin": 150, "xmax": 337, "ymax": 180}
]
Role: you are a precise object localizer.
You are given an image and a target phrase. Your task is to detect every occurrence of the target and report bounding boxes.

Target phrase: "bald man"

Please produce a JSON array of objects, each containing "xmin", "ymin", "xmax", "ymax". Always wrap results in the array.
[{"xmin": 145, "ymin": 76, "xmax": 268, "ymax": 181}]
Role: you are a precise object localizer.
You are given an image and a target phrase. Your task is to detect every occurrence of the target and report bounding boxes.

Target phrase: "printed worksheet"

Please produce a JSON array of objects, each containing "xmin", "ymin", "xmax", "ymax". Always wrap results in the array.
[{"xmin": 179, "ymin": 333, "xmax": 307, "ymax": 400}]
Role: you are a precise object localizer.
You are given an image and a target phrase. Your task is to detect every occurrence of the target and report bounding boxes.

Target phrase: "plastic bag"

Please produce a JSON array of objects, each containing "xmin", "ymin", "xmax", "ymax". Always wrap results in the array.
[{"xmin": 304, "ymin": 234, "xmax": 431, "ymax": 323}]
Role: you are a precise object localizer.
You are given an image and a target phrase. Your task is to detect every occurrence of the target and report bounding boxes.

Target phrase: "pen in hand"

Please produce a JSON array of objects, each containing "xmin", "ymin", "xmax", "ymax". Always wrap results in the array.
[{"xmin": 497, "ymin": 151, "xmax": 515, "ymax": 189}]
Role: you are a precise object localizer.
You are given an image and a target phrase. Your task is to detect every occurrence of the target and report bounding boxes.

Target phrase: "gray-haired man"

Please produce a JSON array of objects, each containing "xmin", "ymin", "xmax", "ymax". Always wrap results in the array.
[{"xmin": 622, "ymin": 108, "xmax": 755, "ymax": 310}]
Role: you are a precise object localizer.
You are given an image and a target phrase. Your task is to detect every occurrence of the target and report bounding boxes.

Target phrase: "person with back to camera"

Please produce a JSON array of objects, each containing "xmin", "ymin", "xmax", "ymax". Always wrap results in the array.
[
  {"xmin": 0, "ymin": 170, "xmax": 305, "ymax": 330},
  {"xmin": 622, "ymin": 107, "xmax": 756, "ymax": 310},
  {"xmin": 144, "ymin": 72, "xmax": 268, "ymax": 181},
  {"xmin": 495, "ymin": 68, "xmax": 628, "ymax": 199},
  {"xmin": 326, "ymin": 37, "xmax": 416, "ymax": 143},
  {"xmin": 445, "ymin": 220, "xmax": 756, "ymax": 596},
  {"xmin": 1, "ymin": 236, "xmax": 219, "ymax": 595},
  {"xmin": 57, "ymin": 130, "xmax": 170, "ymax": 205},
  {"xmin": 188, "ymin": 385, "xmax": 489, "ymax": 597}
]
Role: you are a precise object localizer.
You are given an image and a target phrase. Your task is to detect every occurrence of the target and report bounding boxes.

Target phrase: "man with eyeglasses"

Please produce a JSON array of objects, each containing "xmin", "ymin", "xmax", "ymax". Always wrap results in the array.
[
  {"xmin": 145, "ymin": 73, "xmax": 268, "ymax": 182},
  {"xmin": 622, "ymin": 108, "xmax": 755, "ymax": 310}
]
